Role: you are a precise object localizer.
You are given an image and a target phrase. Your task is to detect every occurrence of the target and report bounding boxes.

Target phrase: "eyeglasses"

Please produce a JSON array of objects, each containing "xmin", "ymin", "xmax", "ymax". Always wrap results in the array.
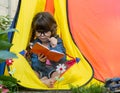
[{"xmin": 36, "ymin": 30, "xmax": 51, "ymax": 36}]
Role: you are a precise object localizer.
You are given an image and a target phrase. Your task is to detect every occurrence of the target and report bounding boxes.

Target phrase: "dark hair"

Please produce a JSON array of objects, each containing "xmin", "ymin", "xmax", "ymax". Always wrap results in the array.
[{"xmin": 31, "ymin": 12, "xmax": 57, "ymax": 42}]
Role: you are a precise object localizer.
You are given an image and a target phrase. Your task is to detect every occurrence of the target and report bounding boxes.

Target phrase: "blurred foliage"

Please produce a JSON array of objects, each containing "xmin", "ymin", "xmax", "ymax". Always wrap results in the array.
[
  {"xmin": 0, "ymin": 15, "xmax": 17, "ymax": 63},
  {"xmin": 0, "ymin": 75, "xmax": 19, "ymax": 92},
  {"xmin": 0, "ymin": 15, "xmax": 12, "ymax": 31},
  {"xmin": 70, "ymin": 83, "xmax": 111, "ymax": 93}
]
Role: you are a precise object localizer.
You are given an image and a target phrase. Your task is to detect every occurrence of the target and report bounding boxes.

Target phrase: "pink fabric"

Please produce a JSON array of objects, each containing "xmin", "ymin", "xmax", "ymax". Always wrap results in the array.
[{"xmin": 46, "ymin": 59, "xmax": 51, "ymax": 65}]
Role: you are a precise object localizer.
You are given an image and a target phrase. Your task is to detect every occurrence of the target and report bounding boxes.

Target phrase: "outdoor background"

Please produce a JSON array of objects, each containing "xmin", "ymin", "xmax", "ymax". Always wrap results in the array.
[{"xmin": 0, "ymin": 0, "xmax": 18, "ymax": 18}]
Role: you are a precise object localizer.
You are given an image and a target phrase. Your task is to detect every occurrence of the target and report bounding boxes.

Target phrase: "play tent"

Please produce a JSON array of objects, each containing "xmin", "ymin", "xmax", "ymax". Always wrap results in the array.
[{"xmin": 2, "ymin": 0, "xmax": 120, "ymax": 90}]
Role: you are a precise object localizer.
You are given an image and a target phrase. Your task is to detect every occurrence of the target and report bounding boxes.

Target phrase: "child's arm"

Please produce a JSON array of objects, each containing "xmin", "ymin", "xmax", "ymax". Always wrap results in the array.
[{"xmin": 50, "ymin": 37, "xmax": 67, "ymax": 63}]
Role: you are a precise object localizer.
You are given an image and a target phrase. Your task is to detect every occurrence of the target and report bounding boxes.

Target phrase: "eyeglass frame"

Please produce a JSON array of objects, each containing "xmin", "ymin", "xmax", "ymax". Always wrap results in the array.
[{"xmin": 35, "ymin": 30, "xmax": 51, "ymax": 36}]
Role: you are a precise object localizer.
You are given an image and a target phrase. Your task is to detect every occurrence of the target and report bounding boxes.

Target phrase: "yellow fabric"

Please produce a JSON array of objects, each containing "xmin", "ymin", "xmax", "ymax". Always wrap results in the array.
[
  {"xmin": 53, "ymin": 0, "xmax": 94, "ymax": 88},
  {"xmin": 4, "ymin": 66, "xmax": 9, "ymax": 76},
  {"xmin": 10, "ymin": 0, "xmax": 48, "ymax": 89},
  {"xmin": 9, "ymin": 0, "xmax": 101, "ymax": 89}
]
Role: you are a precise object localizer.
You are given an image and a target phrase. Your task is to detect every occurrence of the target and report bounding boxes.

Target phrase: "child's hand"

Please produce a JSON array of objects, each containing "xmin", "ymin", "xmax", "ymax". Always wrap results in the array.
[
  {"xmin": 29, "ymin": 42, "xmax": 33, "ymax": 49},
  {"xmin": 48, "ymin": 37, "xmax": 57, "ymax": 48},
  {"xmin": 38, "ymin": 54, "xmax": 47, "ymax": 62}
]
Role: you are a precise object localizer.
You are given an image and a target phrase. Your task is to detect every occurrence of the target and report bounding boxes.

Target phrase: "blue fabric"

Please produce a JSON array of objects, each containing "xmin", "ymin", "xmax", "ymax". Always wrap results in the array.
[
  {"xmin": 0, "ymin": 62, "xmax": 6, "ymax": 75},
  {"xmin": 8, "ymin": 0, "xmax": 21, "ymax": 42}
]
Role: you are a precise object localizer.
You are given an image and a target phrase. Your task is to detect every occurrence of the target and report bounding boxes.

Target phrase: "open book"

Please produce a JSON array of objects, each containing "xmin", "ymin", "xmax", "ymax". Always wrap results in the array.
[{"xmin": 30, "ymin": 42, "xmax": 65, "ymax": 62}]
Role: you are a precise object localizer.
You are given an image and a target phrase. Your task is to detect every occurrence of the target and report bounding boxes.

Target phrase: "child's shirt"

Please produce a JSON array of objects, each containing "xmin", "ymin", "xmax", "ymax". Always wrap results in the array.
[{"xmin": 30, "ymin": 37, "xmax": 66, "ymax": 72}]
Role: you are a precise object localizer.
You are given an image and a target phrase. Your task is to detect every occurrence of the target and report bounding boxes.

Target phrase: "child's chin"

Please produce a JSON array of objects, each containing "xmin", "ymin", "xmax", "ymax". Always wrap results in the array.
[{"xmin": 40, "ymin": 39, "xmax": 49, "ymax": 43}]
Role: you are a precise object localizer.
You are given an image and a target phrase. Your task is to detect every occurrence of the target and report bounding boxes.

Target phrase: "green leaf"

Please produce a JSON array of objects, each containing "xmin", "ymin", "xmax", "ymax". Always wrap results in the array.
[
  {"xmin": 0, "ymin": 75, "xmax": 18, "ymax": 84},
  {"xmin": 0, "ymin": 33, "xmax": 8, "ymax": 41},
  {"xmin": 0, "ymin": 28, "xmax": 18, "ymax": 35},
  {"xmin": 0, "ymin": 50, "xmax": 17, "ymax": 62},
  {"xmin": 0, "ymin": 75, "xmax": 18, "ymax": 92},
  {"xmin": 0, "ymin": 15, "xmax": 12, "ymax": 30},
  {"xmin": 0, "ymin": 57, "xmax": 5, "ymax": 63},
  {"xmin": 0, "ymin": 40, "xmax": 12, "ymax": 50}
]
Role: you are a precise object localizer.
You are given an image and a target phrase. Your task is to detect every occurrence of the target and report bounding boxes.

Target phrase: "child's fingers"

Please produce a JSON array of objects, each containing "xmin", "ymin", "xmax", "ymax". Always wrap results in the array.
[
  {"xmin": 29, "ymin": 43, "xmax": 33, "ymax": 49},
  {"xmin": 38, "ymin": 53, "xmax": 47, "ymax": 62},
  {"xmin": 48, "ymin": 37, "xmax": 57, "ymax": 48},
  {"xmin": 40, "ymin": 54, "xmax": 46, "ymax": 58}
]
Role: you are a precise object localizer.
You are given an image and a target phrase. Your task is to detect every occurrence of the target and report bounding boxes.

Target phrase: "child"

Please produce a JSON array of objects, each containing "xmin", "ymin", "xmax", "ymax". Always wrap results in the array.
[{"xmin": 26, "ymin": 12, "xmax": 66, "ymax": 88}]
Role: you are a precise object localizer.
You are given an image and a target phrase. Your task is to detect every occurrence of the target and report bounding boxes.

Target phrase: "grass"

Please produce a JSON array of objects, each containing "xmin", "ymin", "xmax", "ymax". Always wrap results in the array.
[
  {"xmin": 70, "ymin": 83, "xmax": 112, "ymax": 93},
  {"xmin": 17, "ymin": 83, "xmax": 113, "ymax": 93},
  {"xmin": 0, "ymin": 75, "xmax": 113, "ymax": 93}
]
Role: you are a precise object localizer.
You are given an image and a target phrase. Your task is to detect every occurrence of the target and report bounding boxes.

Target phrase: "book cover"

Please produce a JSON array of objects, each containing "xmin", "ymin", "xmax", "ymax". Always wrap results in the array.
[{"xmin": 30, "ymin": 42, "xmax": 65, "ymax": 62}]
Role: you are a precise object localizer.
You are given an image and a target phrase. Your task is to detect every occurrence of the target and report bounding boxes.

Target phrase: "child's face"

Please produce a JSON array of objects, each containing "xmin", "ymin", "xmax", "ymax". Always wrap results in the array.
[{"xmin": 36, "ymin": 31, "xmax": 51, "ymax": 43}]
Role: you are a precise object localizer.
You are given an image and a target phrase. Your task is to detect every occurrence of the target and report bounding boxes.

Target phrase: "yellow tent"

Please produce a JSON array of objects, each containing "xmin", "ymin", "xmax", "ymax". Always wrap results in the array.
[{"xmin": 7, "ymin": 0, "xmax": 102, "ymax": 89}]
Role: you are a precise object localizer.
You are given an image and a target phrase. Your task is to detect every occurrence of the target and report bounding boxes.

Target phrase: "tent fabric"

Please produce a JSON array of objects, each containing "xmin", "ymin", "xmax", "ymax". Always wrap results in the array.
[
  {"xmin": 68, "ymin": 0, "xmax": 120, "ymax": 81},
  {"xmin": 44, "ymin": 0, "xmax": 54, "ymax": 15},
  {"xmin": 8, "ymin": 0, "xmax": 96, "ymax": 89},
  {"xmin": 0, "ymin": 62, "xmax": 6, "ymax": 75},
  {"xmin": 8, "ymin": 0, "xmax": 21, "ymax": 43},
  {"xmin": 6, "ymin": 0, "xmax": 120, "ymax": 90}
]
